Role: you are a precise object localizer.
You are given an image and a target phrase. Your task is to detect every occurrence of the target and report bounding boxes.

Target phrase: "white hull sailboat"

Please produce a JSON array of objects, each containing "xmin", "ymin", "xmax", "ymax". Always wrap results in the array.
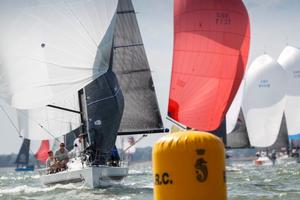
[
  {"xmin": 39, "ymin": 159, "xmax": 128, "ymax": 188},
  {"xmin": 0, "ymin": 0, "xmax": 165, "ymax": 188}
]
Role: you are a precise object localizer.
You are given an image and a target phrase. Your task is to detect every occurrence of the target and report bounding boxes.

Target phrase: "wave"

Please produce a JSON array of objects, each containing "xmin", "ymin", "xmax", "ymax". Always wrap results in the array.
[{"xmin": 0, "ymin": 183, "xmax": 88, "ymax": 195}]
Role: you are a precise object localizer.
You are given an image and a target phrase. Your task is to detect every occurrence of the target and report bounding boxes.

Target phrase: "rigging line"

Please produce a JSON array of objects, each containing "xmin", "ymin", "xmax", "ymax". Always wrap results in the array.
[
  {"xmin": 0, "ymin": 105, "xmax": 21, "ymax": 137},
  {"xmin": 63, "ymin": 0, "xmax": 99, "ymax": 49},
  {"xmin": 123, "ymin": 134, "xmax": 147, "ymax": 153},
  {"xmin": 17, "ymin": 110, "xmax": 60, "ymax": 142}
]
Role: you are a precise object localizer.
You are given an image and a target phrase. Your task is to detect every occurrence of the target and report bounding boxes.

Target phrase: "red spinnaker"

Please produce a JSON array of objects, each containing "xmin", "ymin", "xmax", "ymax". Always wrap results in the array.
[
  {"xmin": 35, "ymin": 140, "xmax": 49, "ymax": 164},
  {"xmin": 168, "ymin": 0, "xmax": 250, "ymax": 131}
]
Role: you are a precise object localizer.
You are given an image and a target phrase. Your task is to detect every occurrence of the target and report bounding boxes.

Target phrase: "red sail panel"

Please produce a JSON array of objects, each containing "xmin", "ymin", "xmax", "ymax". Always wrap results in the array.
[
  {"xmin": 168, "ymin": 0, "xmax": 250, "ymax": 131},
  {"xmin": 35, "ymin": 140, "xmax": 49, "ymax": 164}
]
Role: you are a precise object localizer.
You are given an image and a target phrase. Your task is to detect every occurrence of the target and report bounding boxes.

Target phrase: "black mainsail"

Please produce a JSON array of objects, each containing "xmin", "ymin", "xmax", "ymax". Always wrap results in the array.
[
  {"xmin": 82, "ymin": 0, "xmax": 163, "ymax": 164},
  {"xmin": 15, "ymin": 138, "xmax": 31, "ymax": 166}
]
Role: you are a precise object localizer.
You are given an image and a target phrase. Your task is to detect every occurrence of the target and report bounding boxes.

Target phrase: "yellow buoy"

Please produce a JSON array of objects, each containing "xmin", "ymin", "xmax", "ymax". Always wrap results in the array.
[{"xmin": 153, "ymin": 131, "xmax": 227, "ymax": 200}]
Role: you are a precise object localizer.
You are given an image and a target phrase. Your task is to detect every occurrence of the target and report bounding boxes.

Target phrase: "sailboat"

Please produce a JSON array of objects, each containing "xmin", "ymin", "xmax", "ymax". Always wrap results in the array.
[
  {"xmin": 242, "ymin": 55, "xmax": 287, "ymax": 147},
  {"xmin": 226, "ymin": 109, "xmax": 250, "ymax": 148},
  {"xmin": 15, "ymin": 139, "xmax": 34, "ymax": 172},
  {"xmin": 15, "ymin": 139, "xmax": 49, "ymax": 171},
  {"xmin": 242, "ymin": 55, "xmax": 288, "ymax": 165},
  {"xmin": 168, "ymin": 0, "xmax": 250, "ymax": 138},
  {"xmin": 0, "ymin": 0, "xmax": 163, "ymax": 188}
]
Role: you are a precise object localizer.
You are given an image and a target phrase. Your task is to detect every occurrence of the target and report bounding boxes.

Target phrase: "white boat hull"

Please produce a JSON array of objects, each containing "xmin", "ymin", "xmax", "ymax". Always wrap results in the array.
[{"xmin": 40, "ymin": 165, "xmax": 128, "ymax": 188}]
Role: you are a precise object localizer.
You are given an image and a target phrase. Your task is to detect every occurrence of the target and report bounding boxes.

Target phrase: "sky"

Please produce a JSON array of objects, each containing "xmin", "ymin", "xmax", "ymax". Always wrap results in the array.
[{"xmin": 1, "ymin": 0, "xmax": 300, "ymax": 154}]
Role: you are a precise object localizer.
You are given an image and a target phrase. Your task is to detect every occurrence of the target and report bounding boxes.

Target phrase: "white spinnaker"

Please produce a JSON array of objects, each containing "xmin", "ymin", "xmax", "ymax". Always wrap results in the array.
[
  {"xmin": 242, "ymin": 55, "xmax": 287, "ymax": 147},
  {"xmin": 0, "ymin": 0, "xmax": 117, "ymax": 109},
  {"xmin": 17, "ymin": 93, "xmax": 80, "ymax": 140},
  {"xmin": 278, "ymin": 46, "xmax": 300, "ymax": 140},
  {"xmin": 226, "ymin": 80, "xmax": 244, "ymax": 134}
]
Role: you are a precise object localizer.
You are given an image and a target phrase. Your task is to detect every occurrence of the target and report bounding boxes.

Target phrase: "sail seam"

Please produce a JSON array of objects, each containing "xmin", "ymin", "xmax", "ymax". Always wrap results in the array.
[
  {"xmin": 117, "ymin": 10, "xmax": 135, "ymax": 14},
  {"xmin": 171, "ymin": 72, "xmax": 243, "ymax": 80},
  {"xmin": 175, "ymin": 30, "xmax": 250, "ymax": 38},
  {"xmin": 87, "ymin": 87, "xmax": 121, "ymax": 106},
  {"xmin": 175, "ymin": 9, "xmax": 249, "ymax": 18},
  {"xmin": 121, "ymin": 69, "xmax": 150, "ymax": 74},
  {"xmin": 114, "ymin": 43, "xmax": 143, "ymax": 49},
  {"xmin": 174, "ymin": 49, "xmax": 241, "ymax": 56}
]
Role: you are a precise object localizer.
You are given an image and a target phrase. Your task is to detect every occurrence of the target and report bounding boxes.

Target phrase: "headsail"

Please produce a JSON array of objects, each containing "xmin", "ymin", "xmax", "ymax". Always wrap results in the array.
[
  {"xmin": 0, "ymin": 0, "xmax": 118, "ymax": 109},
  {"xmin": 278, "ymin": 46, "xmax": 300, "ymax": 140},
  {"xmin": 35, "ymin": 140, "xmax": 50, "ymax": 164},
  {"xmin": 242, "ymin": 55, "xmax": 287, "ymax": 147},
  {"xmin": 168, "ymin": 0, "xmax": 250, "ymax": 131},
  {"xmin": 15, "ymin": 138, "xmax": 30, "ymax": 165}
]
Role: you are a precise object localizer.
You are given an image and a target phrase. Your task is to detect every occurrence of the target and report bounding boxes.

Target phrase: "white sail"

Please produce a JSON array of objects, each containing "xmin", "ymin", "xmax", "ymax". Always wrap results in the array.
[
  {"xmin": 226, "ymin": 80, "xmax": 245, "ymax": 134},
  {"xmin": 17, "ymin": 93, "xmax": 80, "ymax": 140},
  {"xmin": 242, "ymin": 55, "xmax": 287, "ymax": 147},
  {"xmin": 0, "ymin": 0, "xmax": 117, "ymax": 109},
  {"xmin": 278, "ymin": 46, "xmax": 300, "ymax": 140}
]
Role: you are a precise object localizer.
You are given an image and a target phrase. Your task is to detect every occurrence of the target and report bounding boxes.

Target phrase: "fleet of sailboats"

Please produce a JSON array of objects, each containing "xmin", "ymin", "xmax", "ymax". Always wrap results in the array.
[
  {"xmin": 0, "ymin": 0, "xmax": 299, "ymax": 191},
  {"xmin": 15, "ymin": 139, "xmax": 49, "ymax": 171}
]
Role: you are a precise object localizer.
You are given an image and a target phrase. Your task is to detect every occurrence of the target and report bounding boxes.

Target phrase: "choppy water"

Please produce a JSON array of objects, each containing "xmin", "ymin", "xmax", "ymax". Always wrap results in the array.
[{"xmin": 0, "ymin": 160, "xmax": 299, "ymax": 200}]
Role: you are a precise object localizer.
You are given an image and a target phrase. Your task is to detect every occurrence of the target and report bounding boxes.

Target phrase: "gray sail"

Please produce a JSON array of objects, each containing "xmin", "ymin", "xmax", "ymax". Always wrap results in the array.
[
  {"xmin": 267, "ymin": 114, "xmax": 289, "ymax": 150},
  {"xmin": 226, "ymin": 110, "xmax": 251, "ymax": 148},
  {"xmin": 113, "ymin": 0, "xmax": 163, "ymax": 134},
  {"xmin": 15, "ymin": 139, "xmax": 30, "ymax": 165}
]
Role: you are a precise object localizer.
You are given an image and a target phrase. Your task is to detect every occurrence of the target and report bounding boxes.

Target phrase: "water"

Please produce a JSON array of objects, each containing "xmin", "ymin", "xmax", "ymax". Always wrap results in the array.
[{"xmin": 0, "ymin": 160, "xmax": 299, "ymax": 200}]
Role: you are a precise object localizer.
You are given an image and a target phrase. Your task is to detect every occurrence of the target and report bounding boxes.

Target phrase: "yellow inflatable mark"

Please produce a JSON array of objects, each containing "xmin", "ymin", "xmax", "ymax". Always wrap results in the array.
[
  {"xmin": 153, "ymin": 131, "xmax": 227, "ymax": 200},
  {"xmin": 170, "ymin": 125, "xmax": 183, "ymax": 133}
]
